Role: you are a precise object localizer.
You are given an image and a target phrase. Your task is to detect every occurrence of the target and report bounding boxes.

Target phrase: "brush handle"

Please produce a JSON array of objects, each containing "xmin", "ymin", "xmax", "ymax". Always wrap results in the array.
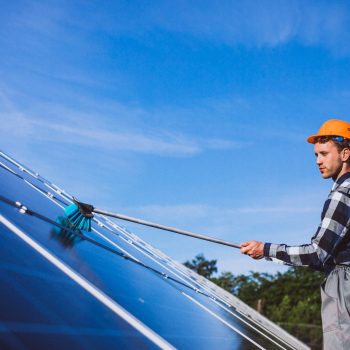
[{"xmin": 93, "ymin": 208, "xmax": 240, "ymax": 249}]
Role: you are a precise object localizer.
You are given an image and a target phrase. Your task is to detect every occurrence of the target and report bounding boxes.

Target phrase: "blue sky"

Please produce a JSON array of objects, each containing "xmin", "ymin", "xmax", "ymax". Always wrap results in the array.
[{"xmin": 1, "ymin": 0, "xmax": 350, "ymax": 275}]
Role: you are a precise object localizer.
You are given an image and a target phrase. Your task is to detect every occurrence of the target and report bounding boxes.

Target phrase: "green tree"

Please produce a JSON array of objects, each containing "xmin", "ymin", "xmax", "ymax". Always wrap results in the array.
[
  {"xmin": 211, "ymin": 271, "xmax": 235, "ymax": 291},
  {"xmin": 184, "ymin": 254, "xmax": 324, "ymax": 349},
  {"xmin": 183, "ymin": 254, "xmax": 218, "ymax": 279}
]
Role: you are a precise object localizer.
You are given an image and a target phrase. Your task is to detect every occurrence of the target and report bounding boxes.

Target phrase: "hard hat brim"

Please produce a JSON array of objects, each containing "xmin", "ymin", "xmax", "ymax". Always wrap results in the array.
[{"xmin": 307, "ymin": 135, "xmax": 318, "ymax": 144}]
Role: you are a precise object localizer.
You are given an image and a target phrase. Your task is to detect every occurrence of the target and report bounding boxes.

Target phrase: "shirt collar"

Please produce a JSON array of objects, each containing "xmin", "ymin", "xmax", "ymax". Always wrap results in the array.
[{"xmin": 336, "ymin": 172, "xmax": 350, "ymax": 186}]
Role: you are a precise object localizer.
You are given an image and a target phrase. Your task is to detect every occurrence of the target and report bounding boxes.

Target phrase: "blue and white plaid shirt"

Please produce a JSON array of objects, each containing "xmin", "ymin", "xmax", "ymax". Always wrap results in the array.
[{"xmin": 264, "ymin": 172, "xmax": 350, "ymax": 273}]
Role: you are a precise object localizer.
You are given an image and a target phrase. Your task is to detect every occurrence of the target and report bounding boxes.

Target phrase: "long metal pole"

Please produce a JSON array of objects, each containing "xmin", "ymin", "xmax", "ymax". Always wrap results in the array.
[{"xmin": 94, "ymin": 208, "xmax": 240, "ymax": 249}]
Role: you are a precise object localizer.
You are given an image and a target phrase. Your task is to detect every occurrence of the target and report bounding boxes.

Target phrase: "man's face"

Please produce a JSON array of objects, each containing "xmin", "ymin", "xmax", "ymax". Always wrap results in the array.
[{"xmin": 314, "ymin": 141, "xmax": 344, "ymax": 180}]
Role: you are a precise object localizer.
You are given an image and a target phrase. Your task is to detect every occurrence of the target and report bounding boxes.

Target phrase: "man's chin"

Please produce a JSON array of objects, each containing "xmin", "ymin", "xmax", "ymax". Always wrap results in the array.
[{"xmin": 320, "ymin": 172, "xmax": 331, "ymax": 179}]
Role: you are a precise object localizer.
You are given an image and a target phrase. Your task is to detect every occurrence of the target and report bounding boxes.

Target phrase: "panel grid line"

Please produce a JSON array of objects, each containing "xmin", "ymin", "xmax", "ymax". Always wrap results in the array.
[{"xmin": 0, "ymin": 215, "xmax": 176, "ymax": 350}]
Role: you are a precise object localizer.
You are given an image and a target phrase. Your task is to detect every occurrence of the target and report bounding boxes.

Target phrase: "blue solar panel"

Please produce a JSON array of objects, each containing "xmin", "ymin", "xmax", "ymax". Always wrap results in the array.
[{"xmin": 0, "ymin": 151, "xmax": 309, "ymax": 349}]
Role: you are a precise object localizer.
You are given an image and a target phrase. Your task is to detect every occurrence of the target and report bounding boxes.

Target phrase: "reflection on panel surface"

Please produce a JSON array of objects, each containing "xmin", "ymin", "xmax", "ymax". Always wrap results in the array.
[{"xmin": 0, "ymin": 151, "xmax": 309, "ymax": 350}]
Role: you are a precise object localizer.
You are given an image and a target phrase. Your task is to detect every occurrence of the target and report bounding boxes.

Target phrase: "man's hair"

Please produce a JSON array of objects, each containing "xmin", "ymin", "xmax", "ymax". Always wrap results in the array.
[{"xmin": 314, "ymin": 136, "xmax": 350, "ymax": 152}]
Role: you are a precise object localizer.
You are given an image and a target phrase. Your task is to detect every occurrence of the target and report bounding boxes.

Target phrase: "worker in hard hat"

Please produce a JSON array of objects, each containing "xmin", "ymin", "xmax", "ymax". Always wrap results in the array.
[{"xmin": 240, "ymin": 119, "xmax": 350, "ymax": 350}]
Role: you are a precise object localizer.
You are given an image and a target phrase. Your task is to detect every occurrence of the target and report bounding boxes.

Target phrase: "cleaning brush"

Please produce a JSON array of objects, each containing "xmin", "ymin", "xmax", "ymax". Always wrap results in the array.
[
  {"xmin": 64, "ymin": 199, "xmax": 93, "ymax": 232},
  {"xmin": 64, "ymin": 198, "xmax": 240, "ymax": 249}
]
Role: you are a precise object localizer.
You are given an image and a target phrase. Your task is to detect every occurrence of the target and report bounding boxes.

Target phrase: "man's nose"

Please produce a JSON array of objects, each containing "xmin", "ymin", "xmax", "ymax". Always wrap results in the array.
[{"xmin": 316, "ymin": 156, "xmax": 322, "ymax": 165}]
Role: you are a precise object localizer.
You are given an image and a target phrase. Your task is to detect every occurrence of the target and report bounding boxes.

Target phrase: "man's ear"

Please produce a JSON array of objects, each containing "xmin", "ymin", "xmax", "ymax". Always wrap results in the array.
[{"xmin": 341, "ymin": 147, "xmax": 350, "ymax": 162}]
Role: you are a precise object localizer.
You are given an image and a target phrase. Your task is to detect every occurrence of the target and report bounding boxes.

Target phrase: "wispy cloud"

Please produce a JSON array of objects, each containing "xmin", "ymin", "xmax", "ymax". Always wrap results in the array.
[
  {"xmin": 124, "ymin": 190, "xmax": 323, "ymax": 237},
  {"xmin": 35, "ymin": 122, "xmax": 202, "ymax": 156},
  {"xmin": 126, "ymin": 203, "xmax": 319, "ymax": 226},
  {"xmin": 0, "ymin": 89, "xmax": 238, "ymax": 157},
  {"xmin": 126, "ymin": 204, "xmax": 210, "ymax": 222},
  {"xmin": 154, "ymin": 1, "xmax": 350, "ymax": 54},
  {"xmin": 147, "ymin": 0, "xmax": 350, "ymax": 55},
  {"xmin": 122, "ymin": 192, "xmax": 324, "ymax": 274},
  {"xmin": 3, "ymin": 1, "xmax": 350, "ymax": 56}
]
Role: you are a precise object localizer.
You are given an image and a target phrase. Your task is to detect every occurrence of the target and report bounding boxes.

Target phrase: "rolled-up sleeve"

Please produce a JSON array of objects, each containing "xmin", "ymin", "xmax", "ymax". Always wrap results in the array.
[{"xmin": 263, "ymin": 186, "xmax": 350, "ymax": 272}]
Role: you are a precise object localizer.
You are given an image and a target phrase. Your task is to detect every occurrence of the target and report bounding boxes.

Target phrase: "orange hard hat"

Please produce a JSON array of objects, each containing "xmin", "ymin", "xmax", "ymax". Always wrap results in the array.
[{"xmin": 307, "ymin": 119, "xmax": 350, "ymax": 144}]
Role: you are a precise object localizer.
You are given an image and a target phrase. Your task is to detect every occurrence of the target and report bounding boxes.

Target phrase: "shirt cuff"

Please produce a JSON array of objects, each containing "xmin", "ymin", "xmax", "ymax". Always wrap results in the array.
[{"xmin": 263, "ymin": 243, "xmax": 279, "ymax": 258}]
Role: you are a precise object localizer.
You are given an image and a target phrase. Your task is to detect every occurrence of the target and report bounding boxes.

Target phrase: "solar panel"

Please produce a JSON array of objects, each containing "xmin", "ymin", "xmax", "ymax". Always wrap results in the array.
[{"xmin": 0, "ymin": 151, "xmax": 309, "ymax": 350}]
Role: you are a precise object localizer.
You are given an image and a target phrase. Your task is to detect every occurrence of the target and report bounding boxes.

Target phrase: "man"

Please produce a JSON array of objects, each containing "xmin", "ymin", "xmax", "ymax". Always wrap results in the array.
[{"xmin": 240, "ymin": 119, "xmax": 350, "ymax": 349}]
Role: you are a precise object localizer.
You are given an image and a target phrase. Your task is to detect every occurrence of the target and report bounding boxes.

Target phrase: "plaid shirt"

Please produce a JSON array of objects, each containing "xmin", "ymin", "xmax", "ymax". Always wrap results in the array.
[{"xmin": 264, "ymin": 172, "xmax": 350, "ymax": 273}]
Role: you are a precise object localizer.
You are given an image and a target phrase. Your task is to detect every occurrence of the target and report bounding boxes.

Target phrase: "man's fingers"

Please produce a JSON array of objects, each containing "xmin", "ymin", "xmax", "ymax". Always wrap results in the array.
[
  {"xmin": 240, "ymin": 242, "xmax": 254, "ymax": 254},
  {"xmin": 240, "ymin": 241, "xmax": 264, "ymax": 258}
]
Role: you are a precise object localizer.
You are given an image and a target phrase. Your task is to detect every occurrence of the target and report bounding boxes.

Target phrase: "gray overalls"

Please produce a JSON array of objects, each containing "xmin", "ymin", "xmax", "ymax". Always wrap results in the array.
[{"xmin": 321, "ymin": 265, "xmax": 350, "ymax": 349}]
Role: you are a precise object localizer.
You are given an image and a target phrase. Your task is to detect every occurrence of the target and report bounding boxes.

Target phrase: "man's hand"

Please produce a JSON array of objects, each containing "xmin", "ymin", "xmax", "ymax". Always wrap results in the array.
[{"xmin": 240, "ymin": 240, "xmax": 265, "ymax": 259}]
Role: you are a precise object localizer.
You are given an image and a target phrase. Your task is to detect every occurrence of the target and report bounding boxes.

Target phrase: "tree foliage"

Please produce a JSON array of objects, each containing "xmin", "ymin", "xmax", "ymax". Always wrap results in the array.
[
  {"xmin": 184, "ymin": 253, "xmax": 217, "ymax": 279},
  {"xmin": 184, "ymin": 254, "xmax": 324, "ymax": 349}
]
